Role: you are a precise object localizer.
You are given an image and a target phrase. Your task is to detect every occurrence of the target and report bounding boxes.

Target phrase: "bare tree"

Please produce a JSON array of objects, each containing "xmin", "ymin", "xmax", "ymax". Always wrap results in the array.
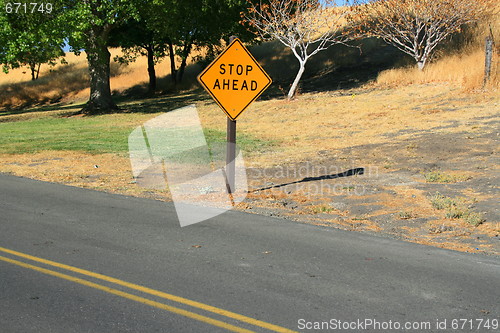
[
  {"xmin": 351, "ymin": 0, "xmax": 494, "ymax": 70},
  {"xmin": 246, "ymin": 0, "xmax": 357, "ymax": 99}
]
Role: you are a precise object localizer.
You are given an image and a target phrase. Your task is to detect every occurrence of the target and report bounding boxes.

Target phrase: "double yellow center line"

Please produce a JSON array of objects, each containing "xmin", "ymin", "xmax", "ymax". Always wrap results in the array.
[{"xmin": 0, "ymin": 246, "xmax": 297, "ymax": 333}]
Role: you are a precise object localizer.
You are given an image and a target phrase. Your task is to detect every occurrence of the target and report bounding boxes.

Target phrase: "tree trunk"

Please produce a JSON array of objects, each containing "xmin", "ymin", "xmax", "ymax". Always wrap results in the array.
[
  {"xmin": 29, "ymin": 62, "xmax": 36, "ymax": 81},
  {"xmin": 82, "ymin": 26, "xmax": 117, "ymax": 115},
  {"xmin": 145, "ymin": 45, "xmax": 156, "ymax": 94},
  {"xmin": 483, "ymin": 35, "xmax": 493, "ymax": 87},
  {"xmin": 288, "ymin": 61, "xmax": 306, "ymax": 99},
  {"xmin": 36, "ymin": 63, "xmax": 41, "ymax": 80},
  {"xmin": 416, "ymin": 58, "xmax": 426, "ymax": 71},
  {"xmin": 177, "ymin": 41, "xmax": 192, "ymax": 83},
  {"xmin": 167, "ymin": 40, "xmax": 177, "ymax": 85}
]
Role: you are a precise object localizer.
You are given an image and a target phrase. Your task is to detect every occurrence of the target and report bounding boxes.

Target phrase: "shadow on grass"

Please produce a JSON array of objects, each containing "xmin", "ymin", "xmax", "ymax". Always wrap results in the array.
[
  {"xmin": 0, "ymin": 87, "xmax": 210, "ymax": 120},
  {"xmin": 0, "ymin": 102, "xmax": 86, "ymax": 118},
  {"xmin": 118, "ymin": 89, "xmax": 211, "ymax": 114},
  {"xmin": 112, "ymin": 60, "xmax": 204, "ymax": 99}
]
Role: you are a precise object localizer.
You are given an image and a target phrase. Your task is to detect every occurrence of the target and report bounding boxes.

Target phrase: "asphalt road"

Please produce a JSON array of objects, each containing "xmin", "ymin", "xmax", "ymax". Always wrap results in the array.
[{"xmin": 0, "ymin": 174, "xmax": 499, "ymax": 332}]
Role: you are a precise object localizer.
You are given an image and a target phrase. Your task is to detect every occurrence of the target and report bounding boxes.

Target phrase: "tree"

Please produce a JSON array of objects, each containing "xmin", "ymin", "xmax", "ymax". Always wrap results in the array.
[
  {"xmin": 246, "ymin": 0, "xmax": 357, "ymax": 99},
  {"xmin": 351, "ymin": 0, "xmax": 494, "ymax": 70},
  {"xmin": 63, "ymin": 0, "xmax": 138, "ymax": 114},
  {"xmin": 110, "ymin": 19, "xmax": 168, "ymax": 94},
  {"xmin": 152, "ymin": 0, "xmax": 255, "ymax": 84},
  {"xmin": 128, "ymin": 0, "xmax": 178, "ymax": 85},
  {"xmin": 0, "ymin": 0, "xmax": 66, "ymax": 80}
]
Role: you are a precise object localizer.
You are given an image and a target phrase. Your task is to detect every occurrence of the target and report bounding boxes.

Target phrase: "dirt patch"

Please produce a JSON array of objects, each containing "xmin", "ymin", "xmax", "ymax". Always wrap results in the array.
[{"xmin": 239, "ymin": 96, "xmax": 499, "ymax": 255}]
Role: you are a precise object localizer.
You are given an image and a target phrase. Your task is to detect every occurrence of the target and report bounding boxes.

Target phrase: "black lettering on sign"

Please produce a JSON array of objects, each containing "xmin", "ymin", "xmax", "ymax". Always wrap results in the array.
[
  {"xmin": 212, "ymin": 63, "xmax": 259, "ymax": 90},
  {"xmin": 212, "ymin": 79, "xmax": 258, "ymax": 90},
  {"xmin": 218, "ymin": 64, "xmax": 254, "ymax": 76},
  {"xmin": 212, "ymin": 79, "xmax": 232, "ymax": 90}
]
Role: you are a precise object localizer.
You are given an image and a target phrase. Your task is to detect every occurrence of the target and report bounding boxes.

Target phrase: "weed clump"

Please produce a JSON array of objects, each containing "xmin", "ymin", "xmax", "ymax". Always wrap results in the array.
[
  {"xmin": 429, "ymin": 192, "xmax": 485, "ymax": 226},
  {"xmin": 398, "ymin": 211, "xmax": 415, "ymax": 219},
  {"xmin": 309, "ymin": 205, "xmax": 334, "ymax": 214},
  {"xmin": 424, "ymin": 171, "xmax": 471, "ymax": 183}
]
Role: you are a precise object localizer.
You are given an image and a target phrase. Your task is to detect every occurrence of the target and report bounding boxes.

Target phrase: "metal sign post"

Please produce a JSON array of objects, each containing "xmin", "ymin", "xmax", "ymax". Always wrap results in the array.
[
  {"xmin": 225, "ymin": 35, "xmax": 238, "ymax": 195},
  {"xmin": 226, "ymin": 117, "xmax": 236, "ymax": 194},
  {"xmin": 197, "ymin": 35, "xmax": 272, "ymax": 196}
]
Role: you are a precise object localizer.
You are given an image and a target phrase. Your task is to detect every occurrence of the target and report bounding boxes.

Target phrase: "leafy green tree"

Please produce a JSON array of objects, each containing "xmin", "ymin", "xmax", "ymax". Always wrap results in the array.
[
  {"xmin": 0, "ymin": 0, "xmax": 66, "ymax": 80},
  {"xmin": 152, "ymin": 0, "xmax": 255, "ymax": 84},
  {"xmin": 109, "ymin": 1, "xmax": 170, "ymax": 94},
  {"xmin": 110, "ymin": 20, "xmax": 168, "ymax": 94},
  {"xmin": 63, "ymin": 0, "xmax": 139, "ymax": 114},
  {"xmin": 1, "ymin": 0, "xmax": 257, "ymax": 112}
]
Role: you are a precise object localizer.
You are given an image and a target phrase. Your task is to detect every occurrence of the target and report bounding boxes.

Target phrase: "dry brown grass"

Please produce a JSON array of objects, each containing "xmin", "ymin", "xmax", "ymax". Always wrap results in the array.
[
  {"xmin": 377, "ymin": 49, "xmax": 497, "ymax": 89},
  {"xmin": 0, "ymin": 52, "xmax": 88, "ymax": 108},
  {"xmin": 0, "ymin": 150, "xmax": 170, "ymax": 200},
  {"xmin": 195, "ymin": 84, "xmax": 499, "ymax": 168}
]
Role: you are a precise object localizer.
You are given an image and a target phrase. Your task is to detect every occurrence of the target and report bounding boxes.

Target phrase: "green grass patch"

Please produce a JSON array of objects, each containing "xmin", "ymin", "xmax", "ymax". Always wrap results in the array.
[
  {"xmin": 424, "ymin": 170, "xmax": 471, "ymax": 183},
  {"xmin": 429, "ymin": 192, "xmax": 484, "ymax": 226},
  {"xmin": 0, "ymin": 114, "xmax": 276, "ymax": 156},
  {"xmin": 203, "ymin": 128, "xmax": 277, "ymax": 154},
  {"xmin": 342, "ymin": 185, "xmax": 355, "ymax": 191},
  {"xmin": 0, "ymin": 115, "xmax": 138, "ymax": 155}
]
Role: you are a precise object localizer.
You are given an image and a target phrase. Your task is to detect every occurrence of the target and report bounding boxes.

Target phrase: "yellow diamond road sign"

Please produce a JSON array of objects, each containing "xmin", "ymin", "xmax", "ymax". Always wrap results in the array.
[{"xmin": 197, "ymin": 38, "xmax": 272, "ymax": 120}]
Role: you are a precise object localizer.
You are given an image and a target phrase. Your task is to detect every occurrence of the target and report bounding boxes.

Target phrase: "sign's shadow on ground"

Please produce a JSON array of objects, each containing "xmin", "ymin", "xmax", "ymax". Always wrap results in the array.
[{"xmin": 250, "ymin": 167, "xmax": 365, "ymax": 193}]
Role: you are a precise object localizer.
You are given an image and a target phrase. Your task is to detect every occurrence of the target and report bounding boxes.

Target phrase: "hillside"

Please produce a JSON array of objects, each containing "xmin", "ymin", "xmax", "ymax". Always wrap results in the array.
[{"xmin": 0, "ymin": 14, "xmax": 498, "ymax": 110}]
